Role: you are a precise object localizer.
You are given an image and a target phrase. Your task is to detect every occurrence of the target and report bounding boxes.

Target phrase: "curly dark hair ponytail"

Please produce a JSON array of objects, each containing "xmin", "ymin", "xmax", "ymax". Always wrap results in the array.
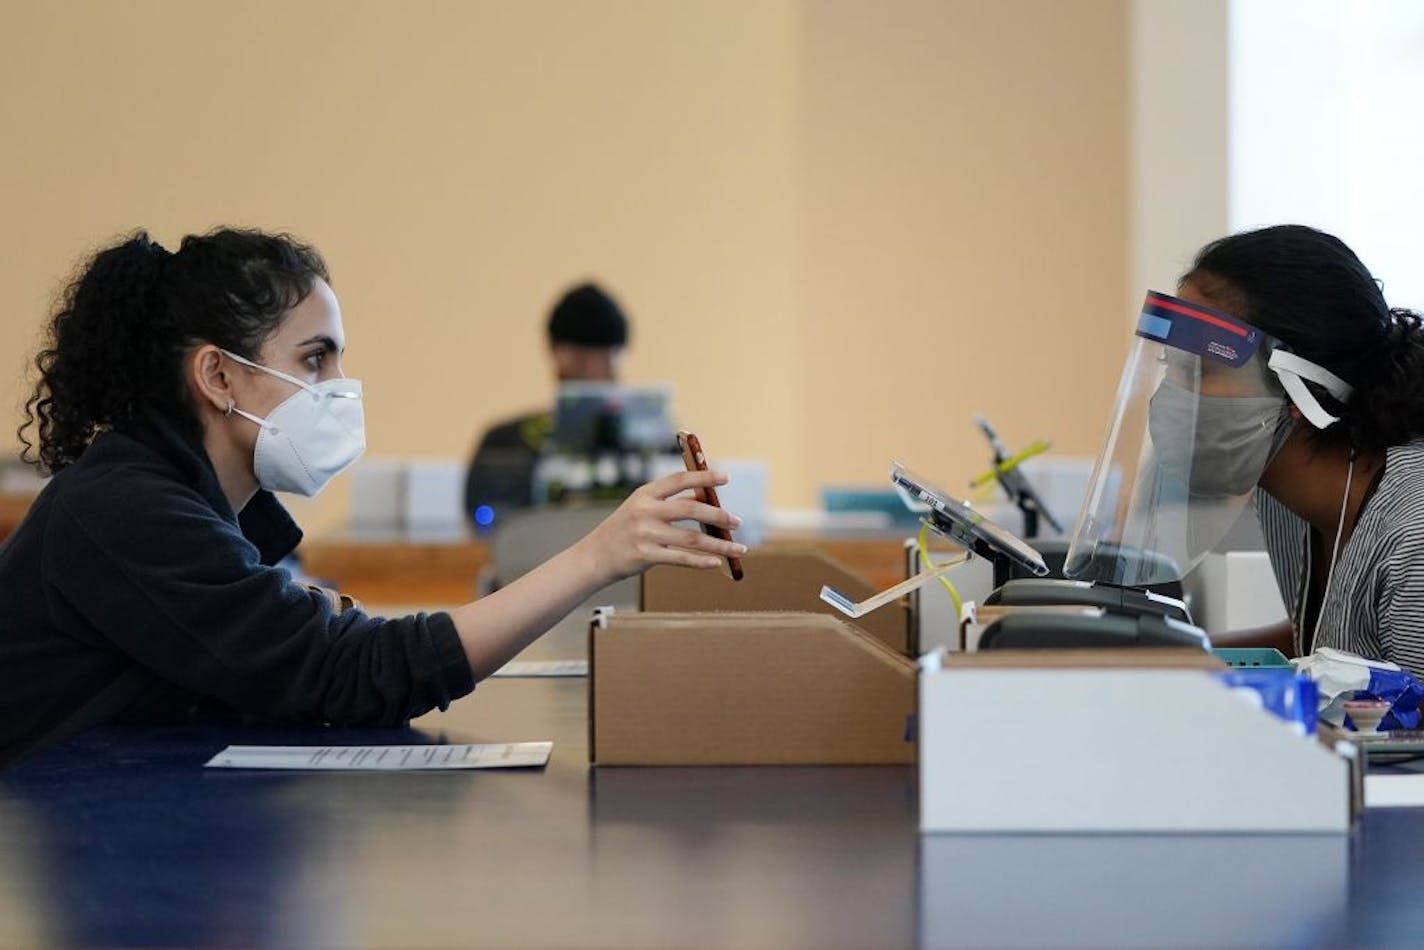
[
  {"xmin": 19, "ymin": 228, "xmax": 329, "ymax": 474},
  {"xmin": 1185, "ymin": 224, "xmax": 1424, "ymax": 456}
]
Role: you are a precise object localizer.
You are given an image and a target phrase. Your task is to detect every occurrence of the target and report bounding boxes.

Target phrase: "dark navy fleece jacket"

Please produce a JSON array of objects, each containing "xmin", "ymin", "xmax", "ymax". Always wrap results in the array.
[{"xmin": 0, "ymin": 410, "xmax": 473, "ymax": 766}]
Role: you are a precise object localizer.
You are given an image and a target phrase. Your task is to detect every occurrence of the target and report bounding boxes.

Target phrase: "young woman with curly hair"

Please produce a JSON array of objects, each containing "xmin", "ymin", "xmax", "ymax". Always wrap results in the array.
[{"xmin": 0, "ymin": 228, "xmax": 743, "ymax": 766}]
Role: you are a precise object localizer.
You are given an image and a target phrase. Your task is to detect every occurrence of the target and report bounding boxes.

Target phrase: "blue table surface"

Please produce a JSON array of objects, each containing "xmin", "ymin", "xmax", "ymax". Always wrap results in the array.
[{"xmin": 4, "ymin": 676, "xmax": 1424, "ymax": 949}]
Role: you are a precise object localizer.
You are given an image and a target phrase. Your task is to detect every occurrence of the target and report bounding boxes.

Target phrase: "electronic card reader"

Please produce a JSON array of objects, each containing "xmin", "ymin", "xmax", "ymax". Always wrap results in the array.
[{"xmin": 818, "ymin": 461, "xmax": 1209, "ymax": 651}]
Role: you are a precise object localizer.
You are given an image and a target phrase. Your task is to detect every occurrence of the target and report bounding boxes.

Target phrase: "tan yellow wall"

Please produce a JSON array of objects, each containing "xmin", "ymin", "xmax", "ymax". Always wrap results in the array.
[
  {"xmin": 798, "ymin": 0, "xmax": 1128, "ymax": 494},
  {"xmin": 1130, "ymin": 0, "xmax": 1228, "ymax": 311},
  {"xmin": 0, "ymin": 0, "xmax": 1127, "ymax": 534}
]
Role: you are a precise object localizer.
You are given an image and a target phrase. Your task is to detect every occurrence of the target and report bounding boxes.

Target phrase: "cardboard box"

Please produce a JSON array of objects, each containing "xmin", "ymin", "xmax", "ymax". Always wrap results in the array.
[
  {"xmin": 919, "ymin": 648, "xmax": 1353, "ymax": 833},
  {"xmin": 920, "ymin": 830, "xmax": 1348, "ymax": 948},
  {"xmin": 908, "ymin": 539, "xmax": 994, "ymax": 655},
  {"xmin": 589, "ymin": 610, "xmax": 916, "ymax": 765},
  {"xmin": 641, "ymin": 549, "xmax": 910, "ymax": 655},
  {"xmin": 1183, "ymin": 550, "xmax": 1289, "ymax": 634}
]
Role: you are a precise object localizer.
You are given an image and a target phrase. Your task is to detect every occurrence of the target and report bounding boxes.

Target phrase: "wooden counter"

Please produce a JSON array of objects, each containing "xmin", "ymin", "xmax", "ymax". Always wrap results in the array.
[
  {"xmin": 0, "ymin": 493, "xmax": 36, "ymax": 543},
  {"xmin": 298, "ymin": 534, "xmax": 490, "ymax": 605},
  {"xmin": 299, "ymin": 529, "xmax": 950, "ymax": 607}
]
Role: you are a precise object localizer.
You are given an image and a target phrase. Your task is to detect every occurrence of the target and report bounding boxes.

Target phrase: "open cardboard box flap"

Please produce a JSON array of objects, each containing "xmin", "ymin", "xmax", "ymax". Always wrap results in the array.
[
  {"xmin": 641, "ymin": 548, "xmax": 910, "ymax": 655},
  {"xmin": 590, "ymin": 610, "xmax": 916, "ymax": 766}
]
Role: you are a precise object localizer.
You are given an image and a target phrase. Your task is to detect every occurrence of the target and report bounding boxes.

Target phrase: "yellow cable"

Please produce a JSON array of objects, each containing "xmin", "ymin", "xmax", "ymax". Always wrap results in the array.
[
  {"xmin": 918, "ymin": 522, "xmax": 963, "ymax": 617},
  {"xmin": 969, "ymin": 483, "xmax": 999, "ymax": 506},
  {"xmin": 968, "ymin": 439, "xmax": 1052, "ymax": 490}
]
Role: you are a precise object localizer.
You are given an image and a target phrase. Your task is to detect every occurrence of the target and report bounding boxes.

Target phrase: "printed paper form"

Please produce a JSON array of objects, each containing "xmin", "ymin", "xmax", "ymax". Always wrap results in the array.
[
  {"xmin": 1365, "ymin": 772, "xmax": 1424, "ymax": 808},
  {"xmin": 489, "ymin": 659, "xmax": 588, "ymax": 678},
  {"xmin": 204, "ymin": 742, "xmax": 553, "ymax": 771}
]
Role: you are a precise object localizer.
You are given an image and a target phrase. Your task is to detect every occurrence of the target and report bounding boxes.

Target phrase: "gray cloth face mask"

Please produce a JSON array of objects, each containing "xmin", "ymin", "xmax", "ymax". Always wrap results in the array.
[{"xmin": 1148, "ymin": 380, "xmax": 1291, "ymax": 497}]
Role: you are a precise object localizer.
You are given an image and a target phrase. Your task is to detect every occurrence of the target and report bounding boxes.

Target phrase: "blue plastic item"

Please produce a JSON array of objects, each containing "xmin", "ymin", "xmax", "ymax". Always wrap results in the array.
[
  {"xmin": 1216, "ymin": 667, "xmax": 1318, "ymax": 736},
  {"xmin": 1352, "ymin": 668, "xmax": 1424, "ymax": 731}
]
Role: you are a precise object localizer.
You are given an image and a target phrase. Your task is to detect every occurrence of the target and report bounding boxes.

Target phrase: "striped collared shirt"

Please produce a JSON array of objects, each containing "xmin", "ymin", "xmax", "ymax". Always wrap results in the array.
[{"xmin": 1256, "ymin": 441, "xmax": 1424, "ymax": 678}]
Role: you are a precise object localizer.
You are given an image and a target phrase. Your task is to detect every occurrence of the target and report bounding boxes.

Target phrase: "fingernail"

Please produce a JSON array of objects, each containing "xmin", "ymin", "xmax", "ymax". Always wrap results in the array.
[
  {"xmin": 729, "ymin": 514, "xmax": 743, "ymax": 527},
  {"xmin": 733, "ymin": 543, "xmax": 748, "ymax": 554}
]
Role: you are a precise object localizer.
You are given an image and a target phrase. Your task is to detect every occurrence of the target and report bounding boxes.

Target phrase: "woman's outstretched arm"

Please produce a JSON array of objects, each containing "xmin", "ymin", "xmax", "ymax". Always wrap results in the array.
[{"xmin": 449, "ymin": 469, "xmax": 744, "ymax": 679}]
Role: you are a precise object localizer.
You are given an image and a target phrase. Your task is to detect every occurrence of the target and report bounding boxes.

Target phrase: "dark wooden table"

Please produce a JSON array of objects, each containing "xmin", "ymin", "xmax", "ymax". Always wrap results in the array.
[{"xmin": 4, "ymin": 670, "xmax": 1424, "ymax": 948}]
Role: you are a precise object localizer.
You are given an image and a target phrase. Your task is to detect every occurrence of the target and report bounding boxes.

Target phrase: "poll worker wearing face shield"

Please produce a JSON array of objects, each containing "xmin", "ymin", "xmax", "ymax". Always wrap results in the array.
[
  {"xmin": 1065, "ymin": 225, "xmax": 1424, "ymax": 675},
  {"xmin": 462, "ymin": 283, "xmax": 627, "ymax": 525},
  {"xmin": 0, "ymin": 230, "xmax": 742, "ymax": 767}
]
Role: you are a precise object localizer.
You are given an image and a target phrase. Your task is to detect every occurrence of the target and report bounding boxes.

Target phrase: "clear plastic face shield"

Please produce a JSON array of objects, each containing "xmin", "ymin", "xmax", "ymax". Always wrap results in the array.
[{"xmin": 1065, "ymin": 291, "xmax": 1354, "ymax": 587}]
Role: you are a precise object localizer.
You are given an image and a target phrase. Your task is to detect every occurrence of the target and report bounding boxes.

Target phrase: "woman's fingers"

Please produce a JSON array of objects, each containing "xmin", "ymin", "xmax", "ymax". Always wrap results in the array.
[
  {"xmin": 645, "ymin": 545, "xmax": 724, "ymax": 570},
  {"xmin": 644, "ymin": 523, "xmax": 747, "ymax": 559},
  {"xmin": 664, "ymin": 497, "xmax": 742, "ymax": 530},
  {"xmin": 647, "ymin": 468, "xmax": 729, "ymax": 501},
  {"xmin": 585, "ymin": 471, "xmax": 748, "ymax": 578}
]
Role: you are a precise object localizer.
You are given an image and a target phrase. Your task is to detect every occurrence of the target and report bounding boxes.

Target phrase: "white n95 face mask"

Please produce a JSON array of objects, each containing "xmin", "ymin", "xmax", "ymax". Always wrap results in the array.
[{"xmin": 221, "ymin": 349, "xmax": 366, "ymax": 497}]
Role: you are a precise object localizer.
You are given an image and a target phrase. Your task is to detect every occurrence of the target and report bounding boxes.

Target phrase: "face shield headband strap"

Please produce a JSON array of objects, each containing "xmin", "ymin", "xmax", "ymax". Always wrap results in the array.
[{"xmin": 1266, "ymin": 350, "xmax": 1354, "ymax": 430}]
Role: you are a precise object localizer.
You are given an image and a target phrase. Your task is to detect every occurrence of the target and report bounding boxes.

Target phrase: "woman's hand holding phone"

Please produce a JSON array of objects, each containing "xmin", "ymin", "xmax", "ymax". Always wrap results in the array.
[
  {"xmin": 455, "ymin": 468, "xmax": 745, "ymax": 680},
  {"xmin": 676, "ymin": 430, "xmax": 744, "ymax": 580},
  {"xmin": 580, "ymin": 469, "xmax": 746, "ymax": 583}
]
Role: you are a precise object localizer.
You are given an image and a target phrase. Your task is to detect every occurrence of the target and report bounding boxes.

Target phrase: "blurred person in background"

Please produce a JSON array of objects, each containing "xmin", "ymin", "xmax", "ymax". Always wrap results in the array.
[{"xmin": 463, "ymin": 282, "xmax": 629, "ymax": 524}]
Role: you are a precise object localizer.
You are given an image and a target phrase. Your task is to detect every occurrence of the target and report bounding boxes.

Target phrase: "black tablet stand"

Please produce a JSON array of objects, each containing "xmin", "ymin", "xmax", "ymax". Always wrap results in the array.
[{"xmin": 923, "ymin": 509, "xmax": 1017, "ymax": 590}]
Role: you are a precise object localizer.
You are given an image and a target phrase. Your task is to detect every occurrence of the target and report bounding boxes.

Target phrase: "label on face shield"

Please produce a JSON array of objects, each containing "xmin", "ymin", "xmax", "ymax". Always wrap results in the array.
[
  {"xmin": 1138, "ymin": 314, "xmax": 1173, "ymax": 341},
  {"xmin": 1205, "ymin": 341, "xmax": 1240, "ymax": 362}
]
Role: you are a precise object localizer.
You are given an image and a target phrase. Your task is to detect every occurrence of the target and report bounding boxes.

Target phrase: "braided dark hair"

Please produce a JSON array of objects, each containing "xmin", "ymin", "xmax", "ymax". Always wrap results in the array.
[
  {"xmin": 19, "ymin": 228, "xmax": 329, "ymax": 474},
  {"xmin": 1185, "ymin": 224, "xmax": 1424, "ymax": 456}
]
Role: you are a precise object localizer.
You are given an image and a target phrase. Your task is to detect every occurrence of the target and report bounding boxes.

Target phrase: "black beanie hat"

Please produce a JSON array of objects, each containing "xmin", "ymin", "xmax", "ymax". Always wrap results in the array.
[{"xmin": 547, "ymin": 283, "xmax": 629, "ymax": 347}]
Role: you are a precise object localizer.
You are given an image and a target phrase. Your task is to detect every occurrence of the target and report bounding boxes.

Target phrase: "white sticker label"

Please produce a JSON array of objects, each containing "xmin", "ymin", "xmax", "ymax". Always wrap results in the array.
[
  {"xmin": 489, "ymin": 660, "xmax": 588, "ymax": 678},
  {"xmin": 204, "ymin": 742, "xmax": 553, "ymax": 771}
]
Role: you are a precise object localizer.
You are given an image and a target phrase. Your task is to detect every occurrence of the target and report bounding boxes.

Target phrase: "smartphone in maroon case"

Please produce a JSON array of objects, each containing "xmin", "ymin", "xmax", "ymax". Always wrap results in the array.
[{"xmin": 676, "ymin": 429, "xmax": 744, "ymax": 581}]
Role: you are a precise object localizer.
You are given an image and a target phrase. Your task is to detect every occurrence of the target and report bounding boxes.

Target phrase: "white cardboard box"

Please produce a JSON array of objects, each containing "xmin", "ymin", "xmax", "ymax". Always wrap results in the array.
[
  {"xmin": 405, "ymin": 459, "xmax": 466, "ymax": 536},
  {"xmin": 1184, "ymin": 550, "xmax": 1289, "ymax": 635},
  {"xmin": 907, "ymin": 540, "xmax": 995, "ymax": 656},
  {"xmin": 919, "ymin": 651, "xmax": 1353, "ymax": 833},
  {"xmin": 348, "ymin": 457, "xmax": 406, "ymax": 533},
  {"xmin": 920, "ymin": 831, "xmax": 1348, "ymax": 947}
]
